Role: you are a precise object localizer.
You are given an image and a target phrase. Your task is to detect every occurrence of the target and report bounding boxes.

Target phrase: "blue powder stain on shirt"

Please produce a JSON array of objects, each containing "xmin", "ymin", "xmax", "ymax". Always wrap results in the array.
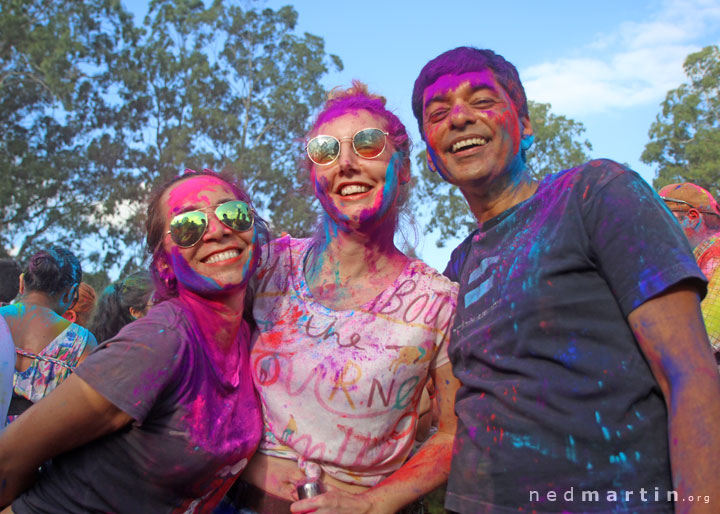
[
  {"xmin": 508, "ymin": 433, "xmax": 551, "ymax": 456},
  {"xmin": 609, "ymin": 452, "xmax": 630, "ymax": 468},
  {"xmin": 595, "ymin": 411, "xmax": 601, "ymax": 423},
  {"xmin": 158, "ymin": 329, "xmax": 164, "ymax": 333},
  {"xmin": 635, "ymin": 451, "xmax": 641, "ymax": 461},
  {"xmin": 627, "ymin": 424, "xmax": 633, "ymax": 430},
  {"xmin": 554, "ymin": 343, "xmax": 578, "ymax": 367},
  {"xmin": 565, "ymin": 435, "xmax": 577, "ymax": 463},
  {"xmin": 587, "ymin": 461, "xmax": 593, "ymax": 470},
  {"xmin": 598, "ymin": 380, "xmax": 603, "ymax": 388},
  {"xmin": 602, "ymin": 427, "xmax": 610, "ymax": 441}
]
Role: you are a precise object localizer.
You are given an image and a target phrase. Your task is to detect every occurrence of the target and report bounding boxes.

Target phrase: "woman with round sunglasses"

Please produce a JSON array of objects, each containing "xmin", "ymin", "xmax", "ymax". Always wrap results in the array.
[
  {"xmin": 236, "ymin": 82, "xmax": 460, "ymax": 514},
  {"xmin": 0, "ymin": 169, "xmax": 268, "ymax": 513}
]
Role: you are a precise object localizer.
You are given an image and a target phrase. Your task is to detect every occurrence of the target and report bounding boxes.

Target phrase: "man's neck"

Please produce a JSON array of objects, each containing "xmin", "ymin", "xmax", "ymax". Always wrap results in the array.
[{"xmin": 464, "ymin": 171, "xmax": 539, "ymax": 225}]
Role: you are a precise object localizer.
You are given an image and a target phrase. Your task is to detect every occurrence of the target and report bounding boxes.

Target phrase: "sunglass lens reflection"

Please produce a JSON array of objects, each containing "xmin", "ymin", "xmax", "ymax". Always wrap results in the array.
[
  {"xmin": 216, "ymin": 201, "xmax": 254, "ymax": 232},
  {"xmin": 353, "ymin": 129, "xmax": 385, "ymax": 158},
  {"xmin": 170, "ymin": 211, "xmax": 207, "ymax": 247},
  {"xmin": 308, "ymin": 136, "xmax": 340, "ymax": 165}
]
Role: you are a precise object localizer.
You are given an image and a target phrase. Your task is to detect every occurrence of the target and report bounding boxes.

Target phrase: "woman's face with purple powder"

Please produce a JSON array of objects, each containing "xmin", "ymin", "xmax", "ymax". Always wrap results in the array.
[
  {"xmin": 159, "ymin": 175, "xmax": 258, "ymax": 296},
  {"xmin": 310, "ymin": 109, "xmax": 409, "ymax": 231}
]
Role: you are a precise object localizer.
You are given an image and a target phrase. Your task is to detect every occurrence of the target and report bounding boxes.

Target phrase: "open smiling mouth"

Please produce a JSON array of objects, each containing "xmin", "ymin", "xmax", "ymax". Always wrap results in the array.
[
  {"xmin": 451, "ymin": 137, "xmax": 489, "ymax": 153},
  {"xmin": 338, "ymin": 184, "xmax": 371, "ymax": 197},
  {"xmin": 204, "ymin": 249, "xmax": 242, "ymax": 264}
]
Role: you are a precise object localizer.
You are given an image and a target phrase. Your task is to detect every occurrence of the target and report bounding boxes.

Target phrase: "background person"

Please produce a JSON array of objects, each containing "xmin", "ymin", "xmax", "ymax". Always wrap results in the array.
[
  {"xmin": 61, "ymin": 282, "xmax": 97, "ymax": 328},
  {"xmin": 659, "ymin": 182, "xmax": 720, "ymax": 362},
  {"xmin": 0, "ymin": 169, "xmax": 267, "ymax": 513},
  {"xmin": 88, "ymin": 271, "xmax": 153, "ymax": 343},
  {"xmin": 412, "ymin": 46, "xmax": 720, "ymax": 513},
  {"xmin": 0, "ymin": 247, "xmax": 96, "ymax": 424},
  {"xmin": 0, "ymin": 260, "xmax": 21, "ymax": 306},
  {"xmin": 236, "ymin": 82, "xmax": 460, "ymax": 514}
]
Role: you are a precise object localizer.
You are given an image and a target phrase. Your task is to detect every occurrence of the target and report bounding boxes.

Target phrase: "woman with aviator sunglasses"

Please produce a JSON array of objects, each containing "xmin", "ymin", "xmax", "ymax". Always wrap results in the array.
[
  {"xmin": 0, "ymin": 169, "xmax": 268, "ymax": 513},
  {"xmin": 234, "ymin": 82, "xmax": 460, "ymax": 514}
]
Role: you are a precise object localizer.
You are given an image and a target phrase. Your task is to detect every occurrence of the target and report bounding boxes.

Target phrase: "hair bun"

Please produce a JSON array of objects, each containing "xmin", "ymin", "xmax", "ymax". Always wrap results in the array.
[{"xmin": 23, "ymin": 246, "xmax": 82, "ymax": 296}]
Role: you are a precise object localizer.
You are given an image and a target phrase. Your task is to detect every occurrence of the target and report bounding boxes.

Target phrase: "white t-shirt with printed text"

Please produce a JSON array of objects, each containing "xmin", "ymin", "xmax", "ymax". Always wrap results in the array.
[{"xmin": 250, "ymin": 236, "xmax": 458, "ymax": 486}]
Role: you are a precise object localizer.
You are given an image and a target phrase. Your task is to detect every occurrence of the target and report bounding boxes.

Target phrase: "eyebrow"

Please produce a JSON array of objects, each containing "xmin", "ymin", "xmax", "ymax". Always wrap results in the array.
[
  {"xmin": 424, "ymin": 80, "xmax": 497, "ymax": 110},
  {"xmin": 172, "ymin": 197, "xmax": 236, "ymax": 215}
]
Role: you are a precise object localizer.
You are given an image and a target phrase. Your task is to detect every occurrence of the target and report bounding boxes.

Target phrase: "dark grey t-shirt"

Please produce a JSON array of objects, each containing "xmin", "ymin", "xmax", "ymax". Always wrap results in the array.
[
  {"xmin": 13, "ymin": 299, "xmax": 262, "ymax": 514},
  {"xmin": 443, "ymin": 160, "xmax": 705, "ymax": 513}
]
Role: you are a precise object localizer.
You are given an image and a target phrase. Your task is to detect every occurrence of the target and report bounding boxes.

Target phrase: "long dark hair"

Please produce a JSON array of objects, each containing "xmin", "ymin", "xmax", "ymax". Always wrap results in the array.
[{"xmin": 88, "ymin": 272, "xmax": 153, "ymax": 342}]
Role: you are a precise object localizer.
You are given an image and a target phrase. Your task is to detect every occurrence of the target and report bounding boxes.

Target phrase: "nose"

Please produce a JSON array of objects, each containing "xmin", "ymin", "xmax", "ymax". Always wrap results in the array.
[
  {"xmin": 449, "ymin": 101, "xmax": 475, "ymax": 128},
  {"xmin": 337, "ymin": 140, "xmax": 360, "ymax": 175},
  {"xmin": 202, "ymin": 211, "xmax": 231, "ymax": 242}
]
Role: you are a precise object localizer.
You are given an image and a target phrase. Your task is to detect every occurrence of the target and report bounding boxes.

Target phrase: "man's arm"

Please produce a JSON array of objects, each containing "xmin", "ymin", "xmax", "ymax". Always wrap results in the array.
[{"xmin": 628, "ymin": 282, "xmax": 720, "ymax": 514}]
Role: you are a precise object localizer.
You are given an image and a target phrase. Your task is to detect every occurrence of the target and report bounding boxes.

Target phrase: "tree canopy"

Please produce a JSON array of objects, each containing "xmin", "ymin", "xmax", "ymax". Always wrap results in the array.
[
  {"xmin": 1, "ymin": 0, "xmax": 341, "ymax": 270},
  {"xmin": 412, "ymin": 100, "xmax": 593, "ymax": 246},
  {"xmin": 643, "ymin": 45, "xmax": 720, "ymax": 196}
]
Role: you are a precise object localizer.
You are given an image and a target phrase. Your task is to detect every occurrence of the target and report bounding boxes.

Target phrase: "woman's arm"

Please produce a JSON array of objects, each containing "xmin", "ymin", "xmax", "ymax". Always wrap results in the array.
[
  {"xmin": 290, "ymin": 362, "xmax": 461, "ymax": 514},
  {"xmin": 0, "ymin": 374, "xmax": 132, "ymax": 507}
]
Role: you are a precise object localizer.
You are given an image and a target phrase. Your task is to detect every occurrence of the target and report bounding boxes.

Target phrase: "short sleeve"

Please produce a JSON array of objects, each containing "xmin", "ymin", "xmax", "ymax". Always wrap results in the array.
[
  {"xmin": 422, "ymin": 268, "xmax": 458, "ymax": 371},
  {"xmin": 581, "ymin": 161, "xmax": 706, "ymax": 316},
  {"xmin": 430, "ymin": 306, "xmax": 455, "ymax": 370},
  {"xmin": 74, "ymin": 302, "xmax": 187, "ymax": 423}
]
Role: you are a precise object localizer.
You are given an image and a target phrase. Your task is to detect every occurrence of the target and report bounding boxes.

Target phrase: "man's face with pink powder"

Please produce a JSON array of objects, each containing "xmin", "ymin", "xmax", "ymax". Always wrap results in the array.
[{"xmin": 421, "ymin": 70, "xmax": 532, "ymax": 193}]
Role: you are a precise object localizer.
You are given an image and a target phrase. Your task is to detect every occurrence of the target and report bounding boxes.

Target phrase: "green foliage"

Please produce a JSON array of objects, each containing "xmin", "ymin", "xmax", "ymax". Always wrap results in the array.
[
  {"xmin": 643, "ymin": 45, "xmax": 720, "ymax": 196},
  {"xmin": 413, "ymin": 100, "xmax": 593, "ymax": 246},
  {"xmin": 0, "ymin": 0, "xmax": 341, "ymax": 273},
  {"xmin": 525, "ymin": 101, "xmax": 593, "ymax": 180},
  {"xmin": 0, "ymin": 0, "xmax": 137, "ymax": 263}
]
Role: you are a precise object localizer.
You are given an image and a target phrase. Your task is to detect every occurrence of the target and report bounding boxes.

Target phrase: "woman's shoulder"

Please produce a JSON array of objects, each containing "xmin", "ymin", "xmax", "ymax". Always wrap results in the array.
[
  {"xmin": 404, "ymin": 259, "xmax": 459, "ymax": 299},
  {"xmin": 109, "ymin": 299, "xmax": 188, "ymax": 346}
]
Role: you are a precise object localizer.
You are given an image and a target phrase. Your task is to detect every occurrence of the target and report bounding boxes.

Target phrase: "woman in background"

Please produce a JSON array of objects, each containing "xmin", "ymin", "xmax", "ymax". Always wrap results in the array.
[
  {"xmin": 89, "ymin": 271, "xmax": 153, "ymax": 342},
  {"xmin": 0, "ymin": 247, "xmax": 96, "ymax": 423},
  {"xmin": 62, "ymin": 282, "xmax": 97, "ymax": 328}
]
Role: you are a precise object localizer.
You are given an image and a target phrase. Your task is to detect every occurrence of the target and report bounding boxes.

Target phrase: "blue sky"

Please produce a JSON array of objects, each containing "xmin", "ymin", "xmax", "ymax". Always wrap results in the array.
[{"xmin": 126, "ymin": 0, "xmax": 720, "ymax": 270}]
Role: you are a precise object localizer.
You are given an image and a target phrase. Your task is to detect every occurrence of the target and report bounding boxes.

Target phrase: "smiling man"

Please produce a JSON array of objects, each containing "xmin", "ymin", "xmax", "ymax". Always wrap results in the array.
[{"xmin": 412, "ymin": 47, "xmax": 720, "ymax": 514}]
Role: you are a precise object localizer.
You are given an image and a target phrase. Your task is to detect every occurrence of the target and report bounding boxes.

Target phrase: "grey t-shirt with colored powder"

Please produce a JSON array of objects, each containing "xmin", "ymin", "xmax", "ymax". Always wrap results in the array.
[
  {"xmin": 443, "ymin": 160, "xmax": 706, "ymax": 513},
  {"xmin": 14, "ymin": 298, "xmax": 262, "ymax": 514}
]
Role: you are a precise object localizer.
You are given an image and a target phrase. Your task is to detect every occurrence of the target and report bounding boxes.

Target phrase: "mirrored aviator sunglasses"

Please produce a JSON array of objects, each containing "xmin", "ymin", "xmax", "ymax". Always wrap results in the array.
[
  {"xmin": 306, "ymin": 127, "xmax": 388, "ymax": 166},
  {"xmin": 168, "ymin": 200, "xmax": 254, "ymax": 248}
]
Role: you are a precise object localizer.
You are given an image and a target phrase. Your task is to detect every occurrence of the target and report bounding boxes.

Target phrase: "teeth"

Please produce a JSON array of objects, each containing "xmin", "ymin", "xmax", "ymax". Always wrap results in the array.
[
  {"xmin": 205, "ymin": 249, "xmax": 241, "ymax": 264},
  {"xmin": 452, "ymin": 137, "xmax": 488, "ymax": 153},
  {"xmin": 339, "ymin": 184, "xmax": 371, "ymax": 196}
]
